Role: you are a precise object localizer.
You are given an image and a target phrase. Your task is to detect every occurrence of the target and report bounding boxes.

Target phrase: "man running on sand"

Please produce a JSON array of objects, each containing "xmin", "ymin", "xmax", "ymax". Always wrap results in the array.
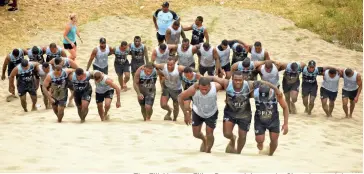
[
  {"xmin": 208, "ymin": 72, "xmax": 281, "ymax": 154},
  {"xmin": 246, "ymin": 41, "xmax": 270, "ymax": 61},
  {"xmin": 253, "ymin": 84, "xmax": 288, "ymax": 156},
  {"xmin": 93, "ymin": 71, "xmax": 121, "ymax": 121},
  {"xmin": 183, "ymin": 16, "xmax": 209, "ymax": 46},
  {"xmin": 169, "ymin": 38, "xmax": 198, "ymax": 68},
  {"xmin": 231, "ymin": 58, "xmax": 265, "ymax": 81},
  {"xmin": 216, "ymin": 40, "xmax": 231, "ymax": 79},
  {"xmin": 320, "ymin": 68, "xmax": 342, "ymax": 117},
  {"xmin": 9, "ymin": 60, "xmax": 39, "ymax": 112},
  {"xmin": 38, "ymin": 62, "xmax": 53, "ymax": 109},
  {"xmin": 153, "ymin": 1, "xmax": 180, "ymax": 45},
  {"xmin": 42, "ymin": 66, "xmax": 74, "ymax": 122},
  {"xmin": 340, "ymin": 68, "xmax": 362, "ymax": 118},
  {"xmin": 69, "ymin": 68, "xmax": 93, "ymax": 123},
  {"xmin": 178, "ymin": 77, "xmax": 223, "ymax": 153},
  {"xmin": 45, "ymin": 43, "xmax": 67, "ymax": 62},
  {"xmin": 154, "ymin": 58, "xmax": 186, "ymax": 121},
  {"xmin": 133, "ymin": 63, "xmax": 158, "ymax": 121},
  {"xmin": 27, "ymin": 46, "xmax": 45, "ymax": 64},
  {"xmin": 227, "ymin": 40, "xmax": 249, "ymax": 65},
  {"xmin": 256, "ymin": 60, "xmax": 283, "ymax": 88},
  {"xmin": 113, "ymin": 41, "xmax": 130, "ymax": 91},
  {"xmin": 181, "ymin": 66, "xmax": 201, "ymax": 109},
  {"xmin": 130, "ymin": 36, "xmax": 149, "ymax": 78},
  {"xmin": 165, "ymin": 20, "xmax": 186, "ymax": 55},
  {"xmin": 86, "ymin": 37, "xmax": 113, "ymax": 75},
  {"xmin": 197, "ymin": 42, "xmax": 220, "ymax": 76}
]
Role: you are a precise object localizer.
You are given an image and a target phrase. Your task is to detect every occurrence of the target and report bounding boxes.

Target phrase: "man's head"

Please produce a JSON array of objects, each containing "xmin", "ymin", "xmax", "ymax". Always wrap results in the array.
[
  {"xmin": 42, "ymin": 62, "xmax": 50, "ymax": 73},
  {"xmin": 345, "ymin": 68, "xmax": 354, "ymax": 77},
  {"xmin": 159, "ymin": 43, "xmax": 167, "ymax": 54},
  {"xmin": 53, "ymin": 65, "xmax": 63, "ymax": 76},
  {"xmin": 259, "ymin": 84, "xmax": 270, "ymax": 102},
  {"xmin": 21, "ymin": 59, "xmax": 29, "ymax": 68},
  {"xmin": 195, "ymin": 16, "xmax": 203, "ymax": 25},
  {"xmin": 220, "ymin": 40, "xmax": 228, "ymax": 50},
  {"xmin": 198, "ymin": 77, "xmax": 211, "ymax": 95},
  {"xmin": 134, "ymin": 36, "xmax": 141, "ymax": 47},
  {"xmin": 264, "ymin": 60, "xmax": 273, "ymax": 73},
  {"xmin": 54, "ymin": 57, "xmax": 63, "ymax": 65},
  {"xmin": 242, "ymin": 58, "xmax": 251, "ymax": 69},
  {"xmin": 12, "ymin": 48, "xmax": 20, "ymax": 57},
  {"xmin": 49, "ymin": 43, "xmax": 57, "ymax": 53},
  {"xmin": 120, "ymin": 41, "xmax": 128, "ymax": 50},
  {"xmin": 161, "ymin": 1, "xmax": 169, "ymax": 12},
  {"xmin": 183, "ymin": 66, "xmax": 194, "ymax": 79},
  {"xmin": 31, "ymin": 46, "xmax": 40, "ymax": 55},
  {"xmin": 290, "ymin": 62, "xmax": 299, "ymax": 73},
  {"xmin": 93, "ymin": 71, "xmax": 103, "ymax": 83},
  {"xmin": 144, "ymin": 62, "xmax": 154, "ymax": 76},
  {"xmin": 99, "ymin": 37, "xmax": 107, "ymax": 49},
  {"xmin": 172, "ymin": 20, "xmax": 180, "ymax": 30},
  {"xmin": 75, "ymin": 68, "xmax": 85, "ymax": 81},
  {"xmin": 203, "ymin": 42, "xmax": 210, "ymax": 51},
  {"xmin": 167, "ymin": 57, "xmax": 176, "ymax": 71},
  {"xmin": 307, "ymin": 60, "xmax": 316, "ymax": 73},
  {"xmin": 254, "ymin": 41, "xmax": 262, "ymax": 53},
  {"xmin": 235, "ymin": 45, "xmax": 245, "ymax": 57},
  {"xmin": 182, "ymin": 38, "xmax": 190, "ymax": 50},
  {"xmin": 232, "ymin": 71, "xmax": 244, "ymax": 89},
  {"xmin": 328, "ymin": 68, "xmax": 337, "ymax": 78}
]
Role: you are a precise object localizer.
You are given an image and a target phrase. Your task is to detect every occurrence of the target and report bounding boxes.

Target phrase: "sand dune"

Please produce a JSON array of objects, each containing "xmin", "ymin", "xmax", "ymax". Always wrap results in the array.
[{"xmin": 0, "ymin": 6, "xmax": 362, "ymax": 172}]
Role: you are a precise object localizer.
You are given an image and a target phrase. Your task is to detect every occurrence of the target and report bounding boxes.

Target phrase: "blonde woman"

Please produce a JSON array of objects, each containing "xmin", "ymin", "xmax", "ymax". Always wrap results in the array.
[{"xmin": 63, "ymin": 13, "xmax": 83, "ymax": 61}]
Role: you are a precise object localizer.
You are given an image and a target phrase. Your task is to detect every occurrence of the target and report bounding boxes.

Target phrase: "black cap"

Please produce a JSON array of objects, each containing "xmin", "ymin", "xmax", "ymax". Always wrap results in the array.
[
  {"xmin": 162, "ymin": 1, "xmax": 169, "ymax": 7},
  {"xmin": 308, "ymin": 60, "xmax": 316, "ymax": 67},
  {"xmin": 259, "ymin": 85, "xmax": 270, "ymax": 102},
  {"xmin": 100, "ymin": 37, "xmax": 106, "ymax": 44}
]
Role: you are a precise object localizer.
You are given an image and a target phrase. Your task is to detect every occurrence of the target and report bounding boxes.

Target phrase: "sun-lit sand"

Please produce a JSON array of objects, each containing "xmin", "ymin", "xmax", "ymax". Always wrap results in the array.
[{"xmin": 0, "ymin": 6, "xmax": 362, "ymax": 172}]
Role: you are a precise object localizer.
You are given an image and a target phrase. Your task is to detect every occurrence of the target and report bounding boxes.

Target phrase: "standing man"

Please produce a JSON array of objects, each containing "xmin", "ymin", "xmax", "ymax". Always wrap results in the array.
[
  {"xmin": 130, "ymin": 36, "xmax": 149, "ymax": 78},
  {"xmin": 133, "ymin": 63, "xmax": 158, "ymax": 121},
  {"xmin": 183, "ymin": 16, "xmax": 209, "ymax": 46},
  {"xmin": 231, "ymin": 58, "xmax": 265, "ymax": 81},
  {"xmin": 178, "ymin": 77, "xmax": 223, "ymax": 153},
  {"xmin": 86, "ymin": 37, "xmax": 112, "ymax": 74},
  {"xmin": 45, "ymin": 43, "xmax": 67, "ymax": 62},
  {"xmin": 320, "ymin": 68, "xmax": 341, "ymax": 117},
  {"xmin": 340, "ymin": 68, "xmax": 362, "ymax": 118},
  {"xmin": 153, "ymin": 1, "xmax": 180, "ymax": 45},
  {"xmin": 197, "ymin": 43, "xmax": 220, "ymax": 76},
  {"xmin": 247, "ymin": 41, "xmax": 270, "ymax": 61},
  {"xmin": 175, "ymin": 38, "xmax": 198, "ymax": 68},
  {"xmin": 215, "ymin": 40, "xmax": 231, "ymax": 79},
  {"xmin": 165, "ymin": 20, "xmax": 186, "ymax": 56},
  {"xmin": 113, "ymin": 41, "xmax": 131, "ymax": 91}
]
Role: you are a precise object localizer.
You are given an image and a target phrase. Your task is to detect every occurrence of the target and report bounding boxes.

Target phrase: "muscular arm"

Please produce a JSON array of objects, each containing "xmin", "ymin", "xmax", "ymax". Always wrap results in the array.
[
  {"xmin": 8, "ymin": 67, "xmax": 18, "ymax": 94},
  {"xmin": 180, "ymin": 29, "xmax": 187, "ymax": 39},
  {"xmin": 249, "ymin": 80, "xmax": 280, "ymax": 96},
  {"xmin": 68, "ymin": 59, "xmax": 79, "ymax": 69},
  {"xmin": 86, "ymin": 48, "xmax": 97, "ymax": 71},
  {"xmin": 264, "ymin": 51, "xmax": 270, "ymax": 60},
  {"xmin": 278, "ymin": 93, "xmax": 289, "ymax": 126},
  {"xmin": 182, "ymin": 24, "xmax": 193, "ymax": 31},
  {"xmin": 1, "ymin": 56, "xmax": 10, "ymax": 79},
  {"xmin": 151, "ymin": 50, "xmax": 157, "ymax": 63},
  {"xmin": 133, "ymin": 67, "xmax": 142, "ymax": 96},
  {"xmin": 153, "ymin": 63, "xmax": 165, "ymax": 70},
  {"xmin": 300, "ymin": 62, "xmax": 307, "ymax": 70},
  {"xmin": 207, "ymin": 76, "xmax": 229, "ymax": 89},
  {"xmin": 178, "ymin": 65, "xmax": 186, "ymax": 73},
  {"xmin": 42, "ymin": 75, "xmax": 52, "ymax": 100},
  {"xmin": 254, "ymin": 61, "xmax": 266, "ymax": 70},
  {"xmin": 204, "ymin": 28, "xmax": 209, "ymax": 44},
  {"xmin": 165, "ymin": 29, "xmax": 171, "ymax": 43},
  {"xmin": 192, "ymin": 46, "xmax": 198, "ymax": 54},
  {"xmin": 178, "ymin": 84, "xmax": 197, "ymax": 115},
  {"xmin": 168, "ymin": 44, "xmax": 178, "ymax": 51},
  {"xmin": 153, "ymin": 15, "xmax": 158, "ymax": 30},
  {"xmin": 356, "ymin": 73, "xmax": 362, "ymax": 101},
  {"xmin": 231, "ymin": 62, "xmax": 239, "ymax": 73},
  {"xmin": 106, "ymin": 79, "xmax": 121, "ymax": 103},
  {"xmin": 213, "ymin": 49, "xmax": 220, "ymax": 74},
  {"xmin": 144, "ymin": 47, "xmax": 149, "ymax": 63}
]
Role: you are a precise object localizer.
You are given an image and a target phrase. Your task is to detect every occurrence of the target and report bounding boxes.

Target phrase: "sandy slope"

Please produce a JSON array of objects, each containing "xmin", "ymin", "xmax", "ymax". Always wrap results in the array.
[{"xmin": 0, "ymin": 6, "xmax": 362, "ymax": 172}]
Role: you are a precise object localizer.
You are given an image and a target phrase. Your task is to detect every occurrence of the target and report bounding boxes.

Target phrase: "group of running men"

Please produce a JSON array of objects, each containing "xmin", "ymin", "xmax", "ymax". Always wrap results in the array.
[{"xmin": 1, "ymin": 1, "xmax": 362, "ymax": 156}]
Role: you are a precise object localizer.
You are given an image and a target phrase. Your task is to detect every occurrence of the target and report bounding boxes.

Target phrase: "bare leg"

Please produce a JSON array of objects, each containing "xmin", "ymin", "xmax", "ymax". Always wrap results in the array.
[
  {"xmin": 97, "ymin": 102, "xmax": 105, "ymax": 121},
  {"xmin": 255, "ymin": 134, "xmax": 265, "ymax": 150},
  {"xmin": 160, "ymin": 96, "xmax": 172, "ymax": 120},
  {"xmin": 67, "ymin": 89, "xmax": 75, "ymax": 107},
  {"xmin": 117, "ymin": 74, "xmax": 124, "ymax": 90},
  {"xmin": 349, "ymin": 100, "xmax": 355, "ymax": 118},
  {"xmin": 223, "ymin": 120, "xmax": 236, "ymax": 153},
  {"xmin": 52, "ymin": 104, "xmax": 58, "ymax": 116},
  {"xmin": 123, "ymin": 72, "xmax": 130, "ymax": 91},
  {"xmin": 57, "ymin": 106, "xmax": 65, "ymax": 123},
  {"xmin": 140, "ymin": 106, "xmax": 147, "ymax": 121},
  {"xmin": 328, "ymin": 100, "xmax": 335, "ymax": 117},
  {"xmin": 20, "ymin": 95, "xmax": 28, "ymax": 112},
  {"xmin": 284, "ymin": 92, "xmax": 291, "ymax": 113},
  {"xmin": 192, "ymin": 125, "xmax": 207, "ymax": 152},
  {"xmin": 30, "ymin": 94, "xmax": 37, "ymax": 111},
  {"xmin": 172, "ymin": 101, "xmax": 179, "ymax": 121},
  {"xmin": 342, "ymin": 98, "xmax": 349, "ymax": 118},
  {"xmin": 290, "ymin": 90, "xmax": 298, "ymax": 114},
  {"xmin": 321, "ymin": 98, "xmax": 330, "ymax": 117},
  {"xmin": 145, "ymin": 104, "xmax": 153, "ymax": 121},
  {"xmin": 302, "ymin": 96, "xmax": 309, "ymax": 113},
  {"xmin": 104, "ymin": 98, "xmax": 112, "ymax": 120},
  {"xmin": 80, "ymin": 100, "xmax": 90, "ymax": 122},
  {"xmin": 308, "ymin": 95, "xmax": 316, "ymax": 115},
  {"xmin": 269, "ymin": 132, "xmax": 279, "ymax": 156},
  {"xmin": 68, "ymin": 47, "xmax": 77, "ymax": 60},
  {"xmin": 205, "ymin": 125, "xmax": 215, "ymax": 153},
  {"xmin": 237, "ymin": 129, "xmax": 248, "ymax": 154}
]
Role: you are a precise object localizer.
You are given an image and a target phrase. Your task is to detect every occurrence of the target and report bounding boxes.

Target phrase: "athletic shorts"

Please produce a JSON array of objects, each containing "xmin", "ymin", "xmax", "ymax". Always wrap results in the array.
[
  {"xmin": 219, "ymin": 63, "xmax": 231, "ymax": 73},
  {"xmin": 342, "ymin": 89, "xmax": 358, "ymax": 101},
  {"xmin": 156, "ymin": 32, "xmax": 165, "ymax": 42},
  {"xmin": 320, "ymin": 87, "xmax": 338, "ymax": 101},
  {"xmin": 223, "ymin": 110, "xmax": 252, "ymax": 132},
  {"xmin": 93, "ymin": 65, "xmax": 108, "ymax": 75},
  {"xmin": 67, "ymin": 80, "xmax": 74, "ymax": 91},
  {"xmin": 199, "ymin": 65, "xmax": 215, "ymax": 76},
  {"xmin": 301, "ymin": 82, "xmax": 318, "ymax": 97},
  {"xmin": 18, "ymin": 84, "xmax": 37, "ymax": 96},
  {"xmin": 114, "ymin": 62, "xmax": 130, "ymax": 75},
  {"xmin": 96, "ymin": 89, "xmax": 114, "ymax": 103},
  {"xmin": 254, "ymin": 116, "xmax": 280, "ymax": 136},
  {"xmin": 192, "ymin": 109, "xmax": 218, "ymax": 129},
  {"xmin": 74, "ymin": 88, "xmax": 92, "ymax": 107},
  {"xmin": 52, "ymin": 94, "xmax": 68, "ymax": 107},
  {"xmin": 63, "ymin": 42, "xmax": 77, "ymax": 49},
  {"xmin": 131, "ymin": 61, "xmax": 144, "ymax": 73},
  {"xmin": 162, "ymin": 86, "xmax": 182, "ymax": 103},
  {"xmin": 138, "ymin": 90, "xmax": 156, "ymax": 106},
  {"xmin": 282, "ymin": 79, "xmax": 300, "ymax": 93},
  {"xmin": 7, "ymin": 63, "xmax": 15, "ymax": 76}
]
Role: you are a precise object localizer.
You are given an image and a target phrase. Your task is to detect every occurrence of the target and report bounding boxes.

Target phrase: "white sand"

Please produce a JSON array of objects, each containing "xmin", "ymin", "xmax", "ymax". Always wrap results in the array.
[{"xmin": 0, "ymin": 6, "xmax": 362, "ymax": 172}]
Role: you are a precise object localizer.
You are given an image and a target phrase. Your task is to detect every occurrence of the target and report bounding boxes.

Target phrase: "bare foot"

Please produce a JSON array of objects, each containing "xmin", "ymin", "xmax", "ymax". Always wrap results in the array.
[
  {"xmin": 105, "ymin": 114, "xmax": 110, "ymax": 121},
  {"xmin": 80, "ymin": 119, "xmax": 85, "ymax": 123},
  {"xmin": 200, "ymin": 137, "xmax": 207, "ymax": 152},
  {"xmin": 164, "ymin": 111, "xmax": 172, "ymax": 121},
  {"xmin": 31, "ymin": 107, "xmax": 37, "ymax": 111},
  {"xmin": 290, "ymin": 102, "xmax": 297, "ymax": 114},
  {"xmin": 304, "ymin": 107, "xmax": 308, "ymax": 113},
  {"xmin": 225, "ymin": 135, "xmax": 237, "ymax": 153},
  {"xmin": 24, "ymin": 108, "xmax": 28, "ymax": 112},
  {"xmin": 122, "ymin": 85, "xmax": 128, "ymax": 92},
  {"xmin": 6, "ymin": 94, "xmax": 17, "ymax": 102},
  {"xmin": 257, "ymin": 143, "xmax": 264, "ymax": 150},
  {"xmin": 308, "ymin": 110, "xmax": 312, "ymax": 115},
  {"xmin": 67, "ymin": 102, "xmax": 74, "ymax": 108}
]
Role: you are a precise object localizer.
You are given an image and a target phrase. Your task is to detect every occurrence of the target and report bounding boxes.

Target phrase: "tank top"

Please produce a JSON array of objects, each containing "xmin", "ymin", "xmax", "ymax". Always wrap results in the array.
[
  {"xmin": 343, "ymin": 69, "xmax": 358, "ymax": 91},
  {"xmin": 192, "ymin": 82, "xmax": 218, "ymax": 118},
  {"xmin": 237, "ymin": 61, "xmax": 255, "ymax": 80},
  {"xmin": 46, "ymin": 46, "xmax": 62, "ymax": 61},
  {"xmin": 216, "ymin": 45, "xmax": 231, "ymax": 66},
  {"xmin": 253, "ymin": 88, "xmax": 279, "ymax": 123},
  {"xmin": 181, "ymin": 72, "xmax": 197, "ymax": 90},
  {"xmin": 162, "ymin": 63, "xmax": 182, "ymax": 90},
  {"xmin": 93, "ymin": 45, "xmax": 110, "ymax": 68},
  {"xmin": 155, "ymin": 45, "xmax": 170, "ymax": 64},
  {"xmin": 251, "ymin": 46, "xmax": 265, "ymax": 61},
  {"xmin": 95, "ymin": 74, "xmax": 113, "ymax": 94},
  {"xmin": 63, "ymin": 24, "xmax": 77, "ymax": 44},
  {"xmin": 38, "ymin": 65, "xmax": 53, "ymax": 85},
  {"xmin": 166, "ymin": 25, "xmax": 182, "ymax": 44},
  {"xmin": 71, "ymin": 72, "xmax": 92, "ymax": 92},
  {"xmin": 50, "ymin": 70, "xmax": 69, "ymax": 100},
  {"xmin": 260, "ymin": 64, "xmax": 280, "ymax": 87},
  {"xmin": 177, "ymin": 44, "xmax": 194, "ymax": 67},
  {"xmin": 283, "ymin": 62, "xmax": 302, "ymax": 84},
  {"xmin": 231, "ymin": 43, "xmax": 248, "ymax": 61},
  {"xmin": 302, "ymin": 66, "xmax": 319, "ymax": 84},
  {"xmin": 17, "ymin": 63, "xmax": 35, "ymax": 86},
  {"xmin": 199, "ymin": 44, "xmax": 214, "ymax": 67},
  {"xmin": 224, "ymin": 80, "xmax": 251, "ymax": 119},
  {"xmin": 9, "ymin": 48, "xmax": 25, "ymax": 66},
  {"xmin": 27, "ymin": 47, "xmax": 44, "ymax": 63},
  {"xmin": 322, "ymin": 69, "xmax": 340, "ymax": 92},
  {"xmin": 191, "ymin": 24, "xmax": 205, "ymax": 45},
  {"xmin": 130, "ymin": 43, "xmax": 145, "ymax": 63},
  {"xmin": 61, "ymin": 58, "xmax": 71, "ymax": 68},
  {"xmin": 114, "ymin": 46, "xmax": 129, "ymax": 65},
  {"xmin": 139, "ymin": 68, "xmax": 158, "ymax": 93}
]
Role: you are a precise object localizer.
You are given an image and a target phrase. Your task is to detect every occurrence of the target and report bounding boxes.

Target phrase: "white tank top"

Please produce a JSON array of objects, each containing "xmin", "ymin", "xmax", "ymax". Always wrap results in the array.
[
  {"xmin": 162, "ymin": 63, "xmax": 182, "ymax": 90},
  {"xmin": 38, "ymin": 65, "xmax": 53, "ymax": 85},
  {"xmin": 93, "ymin": 45, "xmax": 110, "ymax": 68},
  {"xmin": 322, "ymin": 70, "xmax": 340, "ymax": 92},
  {"xmin": 155, "ymin": 45, "xmax": 170, "ymax": 64},
  {"xmin": 96, "ymin": 74, "xmax": 113, "ymax": 93},
  {"xmin": 177, "ymin": 44, "xmax": 194, "ymax": 66},
  {"xmin": 251, "ymin": 46, "xmax": 265, "ymax": 61},
  {"xmin": 216, "ymin": 45, "xmax": 231, "ymax": 66},
  {"xmin": 343, "ymin": 69, "xmax": 358, "ymax": 91},
  {"xmin": 192, "ymin": 82, "xmax": 218, "ymax": 118},
  {"xmin": 199, "ymin": 44, "xmax": 214, "ymax": 67},
  {"xmin": 260, "ymin": 64, "xmax": 279, "ymax": 86},
  {"xmin": 167, "ymin": 25, "xmax": 182, "ymax": 44}
]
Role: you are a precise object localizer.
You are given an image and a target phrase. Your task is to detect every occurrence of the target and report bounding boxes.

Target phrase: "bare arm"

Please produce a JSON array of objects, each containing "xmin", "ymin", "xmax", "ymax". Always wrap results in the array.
[
  {"xmin": 182, "ymin": 24, "xmax": 193, "ymax": 31},
  {"xmin": 177, "ymin": 65, "xmax": 186, "ymax": 73},
  {"xmin": 42, "ymin": 75, "xmax": 52, "ymax": 100},
  {"xmin": 278, "ymin": 93, "xmax": 289, "ymax": 127},
  {"xmin": 355, "ymin": 73, "xmax": 362, "ymax": 102},
  {"xmin": 153, "ymin": 15, "xmax": 158, "ymax": 30},
  {"xmin": 192, "ymin": 46, "xmax": 198, "ymax": 54},
  {"xmin": 213, "ymin": 49, "xmax": 220, "ymax": 74},
  {"xmin": 151, "ymin": 50, "xmax": 157, "ymax": 63},
  {"xmin": 300, "ymin": 62, "xmax": 307, "ymax": 70},
  {"xmin": 106, "ymin": 79, "xmax": 121, "ymax": 104},
  {"xmin": 165, "ymin": 29, "xmax": 171, "ymax": 43},
  {"xmin": 231, "ymin": 62, "xmax": 239, "ymax": 73},
  {"xmin": 264, "ymin": 51, "xmax": 270, "ymax": 60},
  {"xmin": 8, "ymin": 67, "xmax": 18, "ymax": 94},
  {"xmin": 153, "ymin": 63, "xmax": 165, "ymax": 71},
  {"xmin": 86, "ymin": 48, "xmax": 97, "ymax": 71},
  {"xmin": 181, "ymin": 29, "xmax": 187, "ymax": 39},
  {"xmin": 68, "ymin": 59, "xmax": 79, "ymax": 69},
  {"xmin": 204, "ymin": 28, "xmax": 209, "ymax": 44},
  {"xmin": 168, "ymin": 44, "xmax": 178, "ymax": 51},
  {"xmin": 133, "ymin": 67, "xmax": 142, "ymax": 96},
  {"xmin": 254, "ymin": 61, "xmax": 266, "ymax": 69},
  {"xmin": 178, "ymin": 84, "xmax": 197, "ymax": 115},
  {"xmin": 249, "ymin": 80, "xmax": 281, "ymax": 97},
  {"xmin": 1, "ymin": 56, "xmax": 10, "ymax": 80},
  {"xmin": 61, "ymin": 50, "xmax": 67, "ymax": 57},
  {"xmin": 207, "ymin": 76, "xmax": 229, "ymax": 89},
  {"xmin": 144, "ymin": 47, "xmax": 149, "ymax": 63}
]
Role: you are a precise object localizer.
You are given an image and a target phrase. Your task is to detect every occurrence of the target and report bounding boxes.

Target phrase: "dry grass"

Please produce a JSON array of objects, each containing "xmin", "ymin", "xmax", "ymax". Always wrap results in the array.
[{"xmin": 0, "ymin": 0, "xmax": 362, "ymax": 55}]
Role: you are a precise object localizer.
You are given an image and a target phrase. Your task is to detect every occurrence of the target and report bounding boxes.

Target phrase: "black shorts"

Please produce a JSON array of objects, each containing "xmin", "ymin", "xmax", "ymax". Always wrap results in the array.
[
  {"xmin": 301, "ymin": 82, "xmax": 318, "ymax": 97},
  {"xmin": 320, "ymin": 87, "xmax": 338, "ymax": 101},
  {"xmin": 192, "ymin": 109, "xmax": 218, "ymax": 129},
  {"xmin": 138, "ymin": 91, "xmax": 156, "ymax": 106},
  {"xmin": 63, "ymin": 42, "xmax": 77, "ymax": 49},
  {"xmin": 74, "ymin": 89, "xmax": 92, "ymax": 107},
  {"xmin": 156, "ymin": 32, "xmax": 165, "ymax": 42},
  {"xmin": 96, "ymin": 90, "xmax": 114, "ymax": 103},
  {"xmin": 7, "ymin": 63, "xmax": 15, "ymax": 76},
  {"xmin": 231, "ymin": 57, "xmax": 246, "ymax": 65},
  {"xmin": 219, "ymin": 63, "xmax": 231, "ymax": 73},
  {"xmin": 52, "ymin": 95, "xmax": 68, "ymax": 107},
  {"xmin": 199, "ymin": 65, "xmax": 215, "ymax": 76},
  {"xmin": 131, "ymin": 61, "xmax": 144, "ymax": 73},
  {"xmin": 93, "ymin": 65, "xmax": 108, "ymax": 75},
  {"xmin": 18, "ymin": 85, "xmax": 37, "ymax": 97},
  {"xmin": 282, "ymin": 79, "xmax": 300, "ymax": 93},
  {"xmin": 342, "ymin": 89, "xmax": 358, "ymax": 101},
  {"xmin": 223, "ymin": 110, "xmax": 252, "ymax": 132},
  {"xmin": 114, "ymin": 63, "xmax": 130, "ymax": 75},
  {"xmin": 162, "ymin": 86, "xmax": 182, "ymax": 103},
  {"xmin": 67, "ymin": 81, "xmax": 74, "ymax": 91},
  {"xmin": 189, "ymin": 62, "xmax": 196, "ymax": 69},
  {"xmin": 254, "ymin": 117, "xmax": 280, "ymax": 136}
]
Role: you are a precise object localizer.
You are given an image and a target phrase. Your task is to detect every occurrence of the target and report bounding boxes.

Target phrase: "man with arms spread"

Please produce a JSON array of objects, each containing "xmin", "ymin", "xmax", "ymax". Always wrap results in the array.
[
  {"xmin": 133, "ymin": 63, "xmax": 158, "ymax": 121},
  {"xmin": 320, "ymin": 68, "xmax": 342, "ymax": 117},
  {"xmin": 183, "ymin": 16, "xmax": 209, "ymax": 46},
  {"xmin": 153, "ymin": 1, "xmax": 180, "ymax": 45},
  {"xmin": 231, "ymin": 58, "xmax": 265, "ymax": 81},
  {"xmin": 246, "ymin": 41, "xmax": 270, "ymax": 61},
  {"xmin": 197, "ymin": 42, "xmax": 220, "ymax": 76},
  {"xmin": 113, "ymin": 41, "xmax": 131, "ymax": 91},
  {"xmin": 86, "ymin": 37, "xmax": 112, "ymax": 74},
  {"xmin": 130, "ymin": 36, "xmax": 149, "ymax": 78},
  {"xmin": 340, "ymin": 68, "xmax": 362, "ymax": 118}
]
